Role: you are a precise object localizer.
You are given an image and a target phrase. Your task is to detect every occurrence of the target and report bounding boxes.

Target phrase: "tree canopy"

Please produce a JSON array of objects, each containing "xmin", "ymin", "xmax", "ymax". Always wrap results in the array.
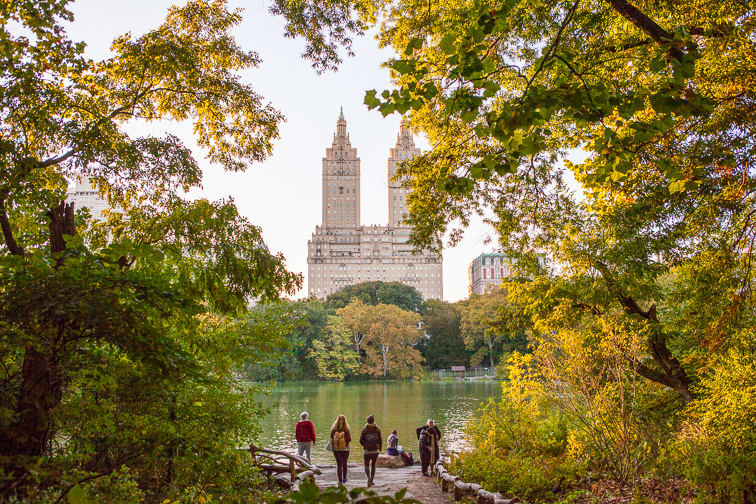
[
  {"xmin": 324, "ymin": 280, "xmax": 424, "ymax": 312},
  {"xmin": 272, "ymin": 0, "xmax": 755, "ymax": 403},
  {"xmin": 0, "ymin": 1, "xmax": 301, "ymax": 500}
]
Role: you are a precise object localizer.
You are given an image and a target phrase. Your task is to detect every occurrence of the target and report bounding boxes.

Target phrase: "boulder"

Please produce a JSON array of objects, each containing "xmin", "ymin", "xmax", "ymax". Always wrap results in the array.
[{"xmin": 376, "ymin": 454, "xmax": 404, "ymax": 468}]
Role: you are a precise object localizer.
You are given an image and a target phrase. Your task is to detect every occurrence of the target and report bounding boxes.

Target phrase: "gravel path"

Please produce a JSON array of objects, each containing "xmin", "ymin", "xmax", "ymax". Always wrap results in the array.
[{"xmin": 315, "ymin": 464, "xmax": 452, "ymax": 504}]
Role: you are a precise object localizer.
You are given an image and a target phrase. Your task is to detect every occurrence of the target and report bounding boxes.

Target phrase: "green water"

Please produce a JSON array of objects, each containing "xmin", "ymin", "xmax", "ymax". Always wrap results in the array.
[{"xmin": 252, "ymin": 380, "xmax": 501, "ymax": 465}]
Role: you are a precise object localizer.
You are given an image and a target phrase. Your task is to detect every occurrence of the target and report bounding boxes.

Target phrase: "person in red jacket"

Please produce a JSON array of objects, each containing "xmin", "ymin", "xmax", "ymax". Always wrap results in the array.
[{"xmin": 295, "ymin": 411, "xmax": 316, "ymax": 461}]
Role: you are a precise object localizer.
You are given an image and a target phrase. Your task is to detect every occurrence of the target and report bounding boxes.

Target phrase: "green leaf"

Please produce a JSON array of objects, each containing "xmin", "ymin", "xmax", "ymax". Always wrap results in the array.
[
  {"xmin": 68, "ymin": 485, "xmax": 89, "ymax": 504},
  {"xmin": 364, "ymin": 90, "xmax": 380, "ymax": 109},
  {"xmin": 439, "ymin": 34, "xmax": 457, "ymax": 55},
  {"xmin": 391, "ymin": 60, "xmax": 413, "ymax": 75},
  {"xmin": 404, "ymin": 37, "xmax": 424, "ymax": 55}
]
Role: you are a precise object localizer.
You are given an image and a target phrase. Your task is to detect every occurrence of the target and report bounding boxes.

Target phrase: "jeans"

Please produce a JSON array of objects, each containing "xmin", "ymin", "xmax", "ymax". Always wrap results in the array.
[
  {"xmin": 334, "ymin": 450, "xmax": 349, "ymax": 482},
  {"xmin": 297, "ymin": 441, "xmax": 312, "ymax": 461}
]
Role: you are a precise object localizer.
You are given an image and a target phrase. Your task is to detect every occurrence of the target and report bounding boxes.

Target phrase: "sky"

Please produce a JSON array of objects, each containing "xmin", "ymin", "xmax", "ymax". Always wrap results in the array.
[{"xmin": 65, "ymin": 0, "xmax": 502, "ymax": 302}]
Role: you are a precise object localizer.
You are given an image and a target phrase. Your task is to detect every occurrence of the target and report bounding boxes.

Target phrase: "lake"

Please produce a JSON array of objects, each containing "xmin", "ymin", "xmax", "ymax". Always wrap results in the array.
[{"xmin": 252, "ymin": 380, "xmax": 501, "ymax": 465}]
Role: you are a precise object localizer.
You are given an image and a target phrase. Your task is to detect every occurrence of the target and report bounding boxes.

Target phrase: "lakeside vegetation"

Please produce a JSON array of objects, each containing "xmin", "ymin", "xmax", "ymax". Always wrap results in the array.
[
  {"xmin": 245, "ymin": 282, "xmax": 528, "ymax": 382},
  {"xmin": 1, "ymin": 0, "xmax": 755, "ymax": 502}
]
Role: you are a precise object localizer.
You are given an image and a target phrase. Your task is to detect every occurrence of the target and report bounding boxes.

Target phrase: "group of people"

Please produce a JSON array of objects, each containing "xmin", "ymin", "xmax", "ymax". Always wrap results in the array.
[{"xmin": 294, "ymin": 412, "xmax": 442, "ymax": 487}]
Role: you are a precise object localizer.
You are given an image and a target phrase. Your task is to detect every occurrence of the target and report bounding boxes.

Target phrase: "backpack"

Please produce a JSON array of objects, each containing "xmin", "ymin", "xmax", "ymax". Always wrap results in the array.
[
  {"xmin": 418, "ymin": 429, "xmax": 430, "ymax": 448},
  {"xmin": 401, "ymin": 451, "xmax": 414, "ymax": 466},
  {"xmin": 333, "ymin": 431, "xmax": 346, "ymax": 451},
  {"xmin": 363, "ymin": 429, "xmax": 381, "ymax": 451}
]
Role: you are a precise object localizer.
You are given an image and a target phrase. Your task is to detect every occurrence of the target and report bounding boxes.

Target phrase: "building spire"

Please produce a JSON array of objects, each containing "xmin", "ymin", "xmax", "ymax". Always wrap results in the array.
[
  {"xmin": 396, "ymin": 116, "xmax": 415, "ymax": 148},
  {"xmin": 336, "ymin": 107, "xmax": 347, "ymax": 137}
]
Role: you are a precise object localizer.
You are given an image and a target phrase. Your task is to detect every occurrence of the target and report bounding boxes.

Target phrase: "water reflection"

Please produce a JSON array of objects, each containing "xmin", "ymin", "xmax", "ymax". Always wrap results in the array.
[{"xmin": 252, "ymin": 381, "xmax": 501, "ymax": 465}]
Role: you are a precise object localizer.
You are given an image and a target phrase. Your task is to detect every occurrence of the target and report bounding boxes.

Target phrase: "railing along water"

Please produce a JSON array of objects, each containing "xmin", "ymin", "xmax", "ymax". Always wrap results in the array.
[{"xmin": 243, "ymin": 444, "xmax": 322, "ymax": 490}]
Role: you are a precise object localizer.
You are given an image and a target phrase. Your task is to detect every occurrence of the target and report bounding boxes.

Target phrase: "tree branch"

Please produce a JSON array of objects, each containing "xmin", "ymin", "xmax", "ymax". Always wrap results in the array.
[
  {"xmin": 592, "ymin": 259, "xmax": 693, "ymax": 402},
  {"xmin": 602, "ymin": 0, "xmax": 683, "ymax": 61},
  {"xmin": 0, "ymin": 199, "xmax": 24, "ymax": 256}
]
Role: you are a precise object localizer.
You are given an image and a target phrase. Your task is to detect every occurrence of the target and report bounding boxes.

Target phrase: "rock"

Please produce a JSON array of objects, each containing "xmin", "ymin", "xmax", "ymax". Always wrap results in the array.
[{"xmin": 376, "ymin": 454, "xmax": 404, "ymax": 468}]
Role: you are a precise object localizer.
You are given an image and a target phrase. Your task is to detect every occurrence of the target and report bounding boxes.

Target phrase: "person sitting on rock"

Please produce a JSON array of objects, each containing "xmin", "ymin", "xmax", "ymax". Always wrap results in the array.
[{"xmin": 387, "ymin": 429, "xmax": 400, "ymax": 456}]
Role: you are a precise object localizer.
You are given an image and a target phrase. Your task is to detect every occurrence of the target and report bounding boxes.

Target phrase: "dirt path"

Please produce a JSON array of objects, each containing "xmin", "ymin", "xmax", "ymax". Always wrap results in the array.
[{"xmin": 315, "ymin": 464, "xmax": 452, "ymax": 504}]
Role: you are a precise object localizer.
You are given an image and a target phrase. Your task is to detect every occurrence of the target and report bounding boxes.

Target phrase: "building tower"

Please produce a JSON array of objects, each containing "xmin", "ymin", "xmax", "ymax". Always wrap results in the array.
[
  {"xmin": 322, "ymin": 108, "xmax": 361, "ymax": 228},
  {"xmin": 306, "ymin": 111, "xmax": 443, "ymax": 301},
  {"xmin": 387, "ymin": 118, "xmax": 421, "ymax": 227}
]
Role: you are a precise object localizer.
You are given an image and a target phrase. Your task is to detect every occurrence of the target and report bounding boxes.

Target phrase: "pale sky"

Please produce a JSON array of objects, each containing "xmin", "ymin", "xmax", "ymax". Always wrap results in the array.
[{"xmin": 65, "ymin": 0, "xmax": 501, "ymax": 302}]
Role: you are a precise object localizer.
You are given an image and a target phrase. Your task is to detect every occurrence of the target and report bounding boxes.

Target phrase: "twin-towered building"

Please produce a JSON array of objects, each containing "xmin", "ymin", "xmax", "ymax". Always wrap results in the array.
[{"xmin": 306, "ymin": 111, "xmax": 443, "ymax": 300}]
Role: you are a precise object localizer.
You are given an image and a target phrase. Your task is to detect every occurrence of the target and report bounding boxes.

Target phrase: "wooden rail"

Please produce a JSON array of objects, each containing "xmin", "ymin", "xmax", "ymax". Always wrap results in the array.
[
  {"xmin": 434, "ymin": 455, "xmax": 520, "ymax": 504},
  {"xmin": 243, "ymin": 444, "xmax": 322, "ymax": 488}
]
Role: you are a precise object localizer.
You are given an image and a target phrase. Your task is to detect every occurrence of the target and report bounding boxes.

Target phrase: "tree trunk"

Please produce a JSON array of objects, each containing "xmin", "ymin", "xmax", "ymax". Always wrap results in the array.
[
  {"xmin": 594, "ymin": 261, "xmax": 694, "ymax": 402},
  {"xmin": 488, "ymin": 340, "xmax": 495, "ymax": 368},
  {"xmin": 0, "ymin": 201, "xmax": 75, "ymax": 498}
]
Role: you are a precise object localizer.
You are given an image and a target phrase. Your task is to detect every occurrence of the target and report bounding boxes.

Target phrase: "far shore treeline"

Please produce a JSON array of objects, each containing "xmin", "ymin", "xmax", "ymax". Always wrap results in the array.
[{"xmin": 244, "ymin": 281, "xmax": 527, "ymax": 382}]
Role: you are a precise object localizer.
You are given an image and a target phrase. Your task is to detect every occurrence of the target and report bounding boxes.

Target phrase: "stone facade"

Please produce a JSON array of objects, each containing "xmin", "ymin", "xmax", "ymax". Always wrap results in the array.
[
  {"xmin": 65, "ymin": 177, "xmax": 121, "ymax": 220},
  {"xmin": 307, "ymin": 112, "xmax": 443, "ymax": 300},
  {"xmin": 468, "ymin": 252, "xmax": 547, "ymax": 295},
  {"xmin": 468, "ymin": 253, "xmax": 515, "ymax": 296}
]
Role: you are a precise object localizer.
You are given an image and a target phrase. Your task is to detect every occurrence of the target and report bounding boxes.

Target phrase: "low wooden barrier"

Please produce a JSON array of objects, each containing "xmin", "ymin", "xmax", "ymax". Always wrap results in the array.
[
  {"xmin": 244, "ymin": 444, "xmax": 322, "ymax": 488},
  {"xmin": 434, "ymin": 456, "xmax": 520, "ymax": 504}
]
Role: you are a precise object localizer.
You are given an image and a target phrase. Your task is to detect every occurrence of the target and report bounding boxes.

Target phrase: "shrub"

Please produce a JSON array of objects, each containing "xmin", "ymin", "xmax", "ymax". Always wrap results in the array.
[{"xmin": 672, "ymin": 343, "xmax": 756, "ymax": 503}]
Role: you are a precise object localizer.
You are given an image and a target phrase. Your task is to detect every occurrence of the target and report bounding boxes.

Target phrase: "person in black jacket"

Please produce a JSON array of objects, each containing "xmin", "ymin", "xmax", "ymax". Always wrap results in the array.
[
  {"xmin": 359, "ymin": 415, "xmax": 382, "ymax": 487},
  {"xmin": 415, "ymin": 419, "xmax": 442, "ymax": 476}
]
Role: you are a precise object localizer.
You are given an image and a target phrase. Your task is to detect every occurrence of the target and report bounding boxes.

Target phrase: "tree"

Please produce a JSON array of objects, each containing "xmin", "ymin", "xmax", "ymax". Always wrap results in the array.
[
  {"xmin": 339, "ymin": 300, "xmax": 424, "ymax": 377},
  {"xmin": 245, "ymin": 299, "xmax": 334, "ymax": 381},
  {"xmin": 419, "ymin": 299, "xmax": 469, "ymax": 369},
  {"xmin": 325, "ymin": 281, "xmax": 423, "ymax": 312},
  {"xmin": 337, "ymin": 298, "xmax": 371, "ymax": 354},
  {"xmin": 0, "ymin": 1, "xmax": 301, "ymax": 499},
  {"xmin": 459, "ymin": 289, "xmax": 529, "ymax": 367},
  {"xmin": 270, "ymin": 0, "xmax": 755, "ymax": 406},
  {"xmin": 310, "ymin": 316, "xmax": 361, "ymax": 380},
  {"xmin": 362, "ymin": 304, "xmax": 424, "ymax": 377}
]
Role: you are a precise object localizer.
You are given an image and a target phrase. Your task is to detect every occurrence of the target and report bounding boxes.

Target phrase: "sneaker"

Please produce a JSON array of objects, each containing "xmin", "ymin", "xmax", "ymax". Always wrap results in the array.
[{"xmin": 343, "ymin": 478, "xmax": 348, "ymax": 483}]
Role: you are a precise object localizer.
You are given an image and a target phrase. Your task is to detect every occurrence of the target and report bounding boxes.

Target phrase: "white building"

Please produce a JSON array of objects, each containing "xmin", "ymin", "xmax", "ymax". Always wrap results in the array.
[
  {"xmin": 65, "ymin": 177, "xmax": 121, "ymax": 220},
  {"xmin": 306, "ymin": 112, "xmax": 443, "ymax": 300}
]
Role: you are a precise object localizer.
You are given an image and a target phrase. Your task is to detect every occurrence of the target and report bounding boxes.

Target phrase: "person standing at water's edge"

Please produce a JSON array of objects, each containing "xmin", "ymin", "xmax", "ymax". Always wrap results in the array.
[
  {"xmin": 359, "ymin": 415, "xmax": 382, "ymax": 488},
  {"xmin": 295, "ymin": 411, "xmax": 316, "ymax": 462},
  {"xmin": 330, "ymin": 415, "xmax": 352, "ymax": 484},
  {"xmin": 416, "ymin": 419, "xmax": 441, "ymax": 476}
]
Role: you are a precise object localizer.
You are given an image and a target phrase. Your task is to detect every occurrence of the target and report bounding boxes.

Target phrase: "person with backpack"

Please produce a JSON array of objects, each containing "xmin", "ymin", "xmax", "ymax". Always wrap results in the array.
[
  {"xmin": 416, "ymin": 419, "xmax": 442, "ymax": 476},
  {"xmin": 359, "ymin": 415, "xmax": 382, "ymax": 487},
  {"xmin": 329, "ymin": 414, "xmax": 352, "ymax": 484},
  {"xmin": 295, "ymin": 411, "xmax": 316, "ymax": 462}
]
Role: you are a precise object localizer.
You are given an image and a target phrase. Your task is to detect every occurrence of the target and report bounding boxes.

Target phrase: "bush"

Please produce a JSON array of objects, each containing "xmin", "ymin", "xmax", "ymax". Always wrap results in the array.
[
  {"xmin": 672, "ymin": 343, "xmax": 756, "ymax": 503},
  {"xmin": 270, "ymin": 479, "xmax": 421, "ymax": 503},
  {"xmin": 449, "ymin": 450, "xmax": 581, "ymax": 501}
]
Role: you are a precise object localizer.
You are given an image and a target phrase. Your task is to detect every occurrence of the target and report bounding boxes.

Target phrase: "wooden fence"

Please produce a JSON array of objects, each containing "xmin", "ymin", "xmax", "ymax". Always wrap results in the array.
[
  {"xmin": 243, "ymin": 444, "xmax": 321, "ymax": 490},
  {"xmin": 434, "ymin": 455, "xmax": 520, "ymax": 504},
  {"xmin": 434, "ymin": 367, "xmax": 496, "ymax": 379}
]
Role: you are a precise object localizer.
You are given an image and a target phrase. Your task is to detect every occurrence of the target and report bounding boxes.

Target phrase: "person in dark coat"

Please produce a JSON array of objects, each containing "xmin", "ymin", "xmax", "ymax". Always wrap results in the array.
[
  {"xmin": 416, "ymin": 419, "xmax": 442, "ymax": 476},
  {"xmin": 359, "ymin": 415, "xmax": 382, "ymax": 487}
]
